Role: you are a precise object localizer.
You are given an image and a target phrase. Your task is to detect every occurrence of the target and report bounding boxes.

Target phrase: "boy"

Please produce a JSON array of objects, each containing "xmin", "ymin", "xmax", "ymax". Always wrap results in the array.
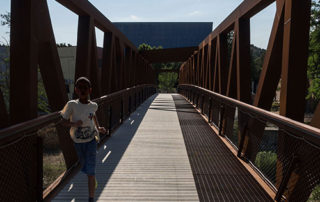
[{"xmin": 60, "ymin": 77, "xmax": 106, "ymax": 202}]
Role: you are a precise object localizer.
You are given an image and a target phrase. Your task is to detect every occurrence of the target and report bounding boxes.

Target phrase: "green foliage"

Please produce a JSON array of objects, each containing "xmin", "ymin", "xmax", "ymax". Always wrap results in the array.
[
  {"xmin": 38, "ymin": 69, "xmax": 51, "ymax": 114},
  {"xmin": 309, "ymin": 185, "xmax": 320, "ymax": 201},
  {"xmin": 138, "ymin": 43, "xmax": 162, "ymax": 51},
  {"xmin": 250, "ymin": 45, "xmax": 266, "ymax": 89},
  {"xmin": 0, "ymin": 45, "xmax": 9, "ymax": 112},
  {"xmin": 307, "ymin": 1, "xmax": 320, "ymax": 102},
  {"xmin": 0, "ymin": 12, "xmax": 10, "ymax": 28},
  {"xmin": 158, "ymin": 72, "xmax": 178, "ymax": 93},
  {"xmin": 255, "ymin": 151, "xmax": 277, "ymax": 183},
  {"xmin": 56, "ymin": 43, "xmax": 73, "ymax": 47},
  {"xmin": 138, "ymin": 43, "xmax": 180, "ymax": 92}
]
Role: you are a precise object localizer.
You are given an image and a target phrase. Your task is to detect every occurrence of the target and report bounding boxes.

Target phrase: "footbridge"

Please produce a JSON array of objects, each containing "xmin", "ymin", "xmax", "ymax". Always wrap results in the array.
[{"xmin": 1, "ymin": 0, "xmax": 319, "ymax": 201}]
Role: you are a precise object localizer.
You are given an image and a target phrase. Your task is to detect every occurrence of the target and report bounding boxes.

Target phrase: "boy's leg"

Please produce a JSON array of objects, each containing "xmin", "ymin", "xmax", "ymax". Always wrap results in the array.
[
  {"xmin": 74, "ymin": 143, "xmax": 86, "ymax": 172},
  {"xmin": 85, "ymin": 139, "xmax": 97, "ymax": 199},
  {"xmin": 88, "ymin": 175, "xmax": 96, "ymax": 198}
]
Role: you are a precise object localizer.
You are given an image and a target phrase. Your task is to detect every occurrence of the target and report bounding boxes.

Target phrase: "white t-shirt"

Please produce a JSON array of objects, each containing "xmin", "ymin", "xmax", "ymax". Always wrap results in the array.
[{"xmin": 60, "ymin": 99, "xmax": 98, "ymax": 143}]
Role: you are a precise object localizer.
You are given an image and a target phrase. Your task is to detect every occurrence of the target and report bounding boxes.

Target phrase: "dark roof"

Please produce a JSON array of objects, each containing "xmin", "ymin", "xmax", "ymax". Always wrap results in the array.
[{"xmin": 113, "ymin": 22, "xmax": 212, "ymax": 49}]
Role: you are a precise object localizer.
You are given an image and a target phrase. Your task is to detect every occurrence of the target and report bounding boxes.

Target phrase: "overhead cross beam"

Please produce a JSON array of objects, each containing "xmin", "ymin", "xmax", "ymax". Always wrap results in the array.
[{"xmin": 140, "ymin": 46, "xmax": 198, "ymax": 63}]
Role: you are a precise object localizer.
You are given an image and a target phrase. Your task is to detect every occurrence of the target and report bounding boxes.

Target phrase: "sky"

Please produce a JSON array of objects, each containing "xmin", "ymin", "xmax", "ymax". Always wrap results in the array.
[{"xmin": 0, "ymin": 0, "xmax": 276, "ymax": 49}]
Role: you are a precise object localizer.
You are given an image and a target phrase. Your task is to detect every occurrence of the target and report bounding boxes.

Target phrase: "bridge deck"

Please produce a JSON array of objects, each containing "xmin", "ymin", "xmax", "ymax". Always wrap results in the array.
[
  {"xmin": 172, "ymin": 95, "xmax": 273, "ymax": 202},
  {"xmin": 53, "ymin": 94, "xmax": 199, "ymax": 201},
  {"xmin": 53, "ymin": 94, "xmax": 272, "ymax": 201}
]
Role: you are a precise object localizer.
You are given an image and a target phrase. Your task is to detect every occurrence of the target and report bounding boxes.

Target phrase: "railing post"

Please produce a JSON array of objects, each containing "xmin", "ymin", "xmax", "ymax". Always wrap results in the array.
[
  {"xmin": 208, "ymin": 98, "xmax": 212, "ymax": 123},
  {"xmin": 237, "ymin": 122, "xmax": 248, "ymax": 157},
  {"xmin": 129, "ymin": 95, "xmax": 132, "ymax": 114},
  {"xmin": 120, "ymin": 98, "xmax": 124, "ymax": 123},
  {"xmin": 36, "ymin": 136, "xmax": 43, "ymax": 202},
  {"xmin": 201, "ymin": 94, "xmax": 205, "ymax": 115},
  {"xmin": 108, "ymin": 105, "xmax": 112, "ymax": 133},
  {"xmin": 274, "ymin": 155, "xmax": 299, "ymax": 202},
  {"xmin": 218, "ymin": 104, "xmax": 225, "ymax": 136}
]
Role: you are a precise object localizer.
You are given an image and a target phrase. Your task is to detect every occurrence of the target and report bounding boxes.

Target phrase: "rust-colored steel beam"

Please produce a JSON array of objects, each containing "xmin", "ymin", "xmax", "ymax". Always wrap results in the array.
[
  {"xmin": 90, "ymin": 28, "xmax": 102, "ymax": 99},
  {"xmin": 56, "ymin": 0, "xmax": 137, "ymax": 50},
  {"xmin": 241, "ymin": 1, "xmax": 285, "ymax": 162},
  {"xmin": 124, "ymin": 47, "xmax": 132, "ymax": 88},
  {"xmin": 10, "ymin": 0, "xmax": 38, "ymax": 125},
  {"xmin": 278, "ymin": 0, "xmax": 311, "ymax": 200},
  {"xmin": 206, "ymin": 41, "xmax": 212, "ymax": 90},
  {"xmin": 36, "ymin": 0, "xmax": 79, "ymax": 169},
  {"xmin": 140, "ymin": 46, "xmax": 197, "ymax": 63},
  {"xmin": 253, "ymin": 0, "xmax": 284, "ymax": 110},
  {"xmin": 75, "ymin": 15, "xmax": 94, "ymax": 80},
  {"xmin": 236, "ymin": 18, "xmax": 251, "ymax": 103},
  {"xmin": 209, "ymin": 39, "xmax": 216, "ymax": 91},
  {"xmin": 226, "ymin": 31, "xmax": 237, "ymax": 99},
  {"xmin": 218, "ymin": 34, "xmax": 228, "ymax": 95},
  {"xmin": 203, "ymin": 45, "xmax": 209, "ymax": 89},
  {"xmin": 199, "ymin": 0, "xmax": 274, "ymax": 47},
  {"xmin": 101, "ymin": 32, "xmax": 114, "ymax": 95},
  {"xmin": 279, "ymin": 0, "xmax": 311, "ymax": 122},
  {"xmin": 213, "ymin": 43, "xmax": 219, "ymax": 92},
  {"xmin": 37, "ymin": 7, "xmax": 69, "ymax": 112}
]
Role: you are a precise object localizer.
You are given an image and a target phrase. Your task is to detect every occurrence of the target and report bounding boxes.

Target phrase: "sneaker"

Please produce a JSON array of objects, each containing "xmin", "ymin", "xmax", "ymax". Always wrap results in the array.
[{"xmin": 95, "ymin": 177, "xmax": 98, "ymax": 189}]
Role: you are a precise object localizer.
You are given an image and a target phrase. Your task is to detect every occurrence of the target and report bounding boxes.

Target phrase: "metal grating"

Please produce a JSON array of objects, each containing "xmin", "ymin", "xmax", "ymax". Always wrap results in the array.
[{"xmin": 173, "ymin": 95, "xmax": 272, "ymax": 202}]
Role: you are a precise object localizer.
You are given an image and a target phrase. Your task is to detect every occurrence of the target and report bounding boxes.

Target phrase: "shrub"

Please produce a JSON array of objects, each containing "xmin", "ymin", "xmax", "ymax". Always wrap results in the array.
[{"xmin": 255, "ymin": 151, "xmax": 277, "ymax": 183}]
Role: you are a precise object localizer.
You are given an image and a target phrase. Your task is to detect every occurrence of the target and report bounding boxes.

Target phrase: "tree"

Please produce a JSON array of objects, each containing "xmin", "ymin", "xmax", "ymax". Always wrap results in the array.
[
  {"xmin": 307, "ymin": 0, "xmax": 320, "ymax": 104},
  {"xmin": 0, "ymin": 12, "xmax": 10, "ymax": 28}
]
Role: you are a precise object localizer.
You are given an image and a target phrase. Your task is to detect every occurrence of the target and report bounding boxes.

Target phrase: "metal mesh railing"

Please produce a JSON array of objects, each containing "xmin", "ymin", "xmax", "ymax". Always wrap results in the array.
[
  {"xmin": 0, "ymin": 85, "xmax": 156, "ymax": 201},
  {"xmin": 178, "ymin": 84, "xmax": 320, "ymax": 202},
  {"xmin": 0, "ymin": 134, "xmax": 42, "ymax": 202}
]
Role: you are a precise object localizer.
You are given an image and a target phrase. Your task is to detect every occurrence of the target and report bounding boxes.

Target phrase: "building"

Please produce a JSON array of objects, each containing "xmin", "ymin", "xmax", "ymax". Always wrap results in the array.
[
  {"xmin": 113, "ymin": 22, "xmax": 213, "ymax": 48},
  {"xmin": 57, "ymin": 47, "xmax": 103, "ymax": 99}
]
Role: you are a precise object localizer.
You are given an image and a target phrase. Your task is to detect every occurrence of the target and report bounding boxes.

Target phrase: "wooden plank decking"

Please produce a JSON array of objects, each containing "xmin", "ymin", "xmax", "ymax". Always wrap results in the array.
[{"xmin": 53, "ymin": 94, "xmax": 199, "ymax": 201}]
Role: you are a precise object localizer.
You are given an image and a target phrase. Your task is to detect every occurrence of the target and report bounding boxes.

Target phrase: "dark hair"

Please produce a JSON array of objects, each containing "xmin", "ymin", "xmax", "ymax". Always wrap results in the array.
[{"xmin": 75, "ymin": 77, "xmax": 91, "ymax": 87}]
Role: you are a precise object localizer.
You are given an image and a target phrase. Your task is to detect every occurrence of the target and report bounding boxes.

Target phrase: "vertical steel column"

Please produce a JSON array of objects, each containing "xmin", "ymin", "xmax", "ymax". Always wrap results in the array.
[
  {"xmin": 75, "ymin": 15, "xmax": 93, "ymax": 80},
  {"xmin": 278, "ymin": 0, "xmax": 311, "ymax": 199},
  {"xmin": 242, "ymin": 1, "xmax": 285, "ymax": 160},
  {"xmin": 279, "ymin": 0, "xmax": 310, "ymax": 121},
  {"xmin": 10, "ymin": 0, "xmax": 38, "ymax": 124},
  {"xmin": 90, "ymin": 28, "xmax": 101, "ymax": 99},
  {"xmin": 218, "ymin": 33, "xmax": 228, "ymax": 95},
  {"xmin": 101, "ymin": 32, "xmax": 114, "ymax": 95},
  {"xmin": 236, "ymin": 18, "xmax": 251, "ymax": 103}
]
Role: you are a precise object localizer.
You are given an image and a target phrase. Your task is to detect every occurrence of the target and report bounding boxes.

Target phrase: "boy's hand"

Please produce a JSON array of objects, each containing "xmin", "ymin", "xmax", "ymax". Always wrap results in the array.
[
  {"xmin": 73, "ymin": 120, "xmax": 83, "ymax": 127},
  {"xmin": 98, "ymin": 127, "xmax": 107, "ymax": 134}
]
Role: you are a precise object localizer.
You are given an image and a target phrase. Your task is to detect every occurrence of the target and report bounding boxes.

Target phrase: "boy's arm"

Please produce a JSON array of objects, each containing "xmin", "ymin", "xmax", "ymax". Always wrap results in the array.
[
  {"xmin": 60, "ymin": 118, "xmax": 83, "ymax": 127},
  {"xmin": 93, "ymin": 115, "xmax": 107, "ymax": 134}
]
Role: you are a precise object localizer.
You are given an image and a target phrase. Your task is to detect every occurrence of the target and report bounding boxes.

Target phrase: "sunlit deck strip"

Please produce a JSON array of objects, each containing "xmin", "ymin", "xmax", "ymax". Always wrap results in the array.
[{"xmin": 53, "ymin": 94, "xmax": 199, "ymax": 201}]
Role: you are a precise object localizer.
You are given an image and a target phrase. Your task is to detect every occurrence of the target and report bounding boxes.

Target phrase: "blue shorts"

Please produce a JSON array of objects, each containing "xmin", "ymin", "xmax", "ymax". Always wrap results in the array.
[{"xmin": 74, "ymin": 139, "xmax": 97, "ymax": 176}]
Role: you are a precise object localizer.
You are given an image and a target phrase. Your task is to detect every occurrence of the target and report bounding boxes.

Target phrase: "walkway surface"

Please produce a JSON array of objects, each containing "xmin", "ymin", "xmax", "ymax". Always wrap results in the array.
[
  {"xmin": 53, "ymin": 94, "xmax": 199, "ymax": 201},
  {"xmin": 172, "ymin": 95, "xmax": 272, "ymax": 202},
  {"xmin": 53, "ymin": 93, "xmax": 272, "ymax": 202}
]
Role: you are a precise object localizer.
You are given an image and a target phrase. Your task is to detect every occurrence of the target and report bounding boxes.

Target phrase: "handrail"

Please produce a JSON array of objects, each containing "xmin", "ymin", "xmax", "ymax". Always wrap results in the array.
[
  {"xmin": 179, "ymin": 84, "xmax": 320, "ymax": 201},
  {"xmin": 178, "ymin": 84, "xmax": 320, "ymax": 147},
  {"xmin": 0, "ymin": 84, "xmax": 155, "ymax": 145}
]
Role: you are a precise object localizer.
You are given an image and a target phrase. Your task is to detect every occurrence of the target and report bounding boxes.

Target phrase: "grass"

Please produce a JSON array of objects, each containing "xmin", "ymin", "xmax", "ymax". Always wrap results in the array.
[
  {"xmin": 43, "ymin": 152, "xmax": 66, "ymax": 189},
  {"xmin": 38, "ymin": 124, "xmax": 67, "ymax": 190}
]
